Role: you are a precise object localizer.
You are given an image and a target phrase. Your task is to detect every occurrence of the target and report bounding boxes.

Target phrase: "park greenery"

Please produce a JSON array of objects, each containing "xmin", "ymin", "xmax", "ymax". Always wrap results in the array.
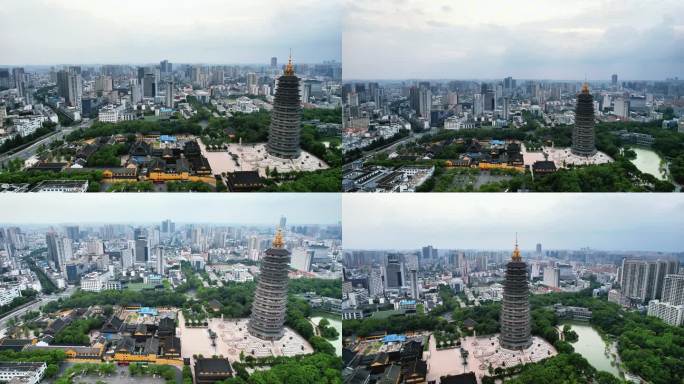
[
  {"xmin": 202, "ymin": 110, "xmax": 271, "ymax": 145},
  {"xmin": 318, "ymin": 318, "xmax": 339, "ymax": 340},
  {"xmin": 195, "ymin": 281, "xmax": 255, "ymax": 318},
  {"xmin": 302, "ymin": 108, "xmax": 342, "ymax": 124},
  {"xmin": 483, "ymin": 352, "xmax": 623, "ymax": 384},
  {"xmin": 53, "ymin": 317, "xmax": 104, "ymax": 345},
  {"xmin": 289, "ymin": 278, "xmax": 343, "ymax": 299},
  {"xmin": 433, "ymin": 329, "xmax": 461, "ymax": 349},
  {"xmin": 66, "ymin": 119, "xmax": 202, "ymax": 142},
  {"xmin": 86, "ymin": 143, "xmax": 127, "ymax": 167},
  {"xmin": 107, "ymin": 181, "xmax": 155, "ymax": 192},
  {"xmin": 42, "ymin": 289, "xmax": 187, "ymax": 313},
  {"xmin": 562, "ymin": 324, "xmax": 579, "ymax": 342},
  {"xmin": 262, "ymin": 168, "xmax": 341, "ymax": 192},
  {"xmin": 223, "ymin": 352, "xmax": 342, "ymax": 384}
]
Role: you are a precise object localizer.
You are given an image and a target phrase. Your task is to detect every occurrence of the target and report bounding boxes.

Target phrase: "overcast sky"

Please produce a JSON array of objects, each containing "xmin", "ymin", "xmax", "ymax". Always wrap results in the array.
[
  {"xmin": 0, "ymin": 194, "xmax": 340, "ymax": 225},
  {"xmin": 0, "ymin": 0, "xmax": 341, "ymax": 65},
  {"xmin": 342, "ymin": 194, "xmax": 684, "ymax": 252},
  {"xmin": 344, "ymin": 0, "xmax": 684, "ymax": 80}
]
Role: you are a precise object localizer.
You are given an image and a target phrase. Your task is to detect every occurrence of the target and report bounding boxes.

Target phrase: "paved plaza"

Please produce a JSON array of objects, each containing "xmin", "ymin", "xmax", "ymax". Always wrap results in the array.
[
  {"xmin": 199, "ymin": 140, "xmax": 328, "ymax": 177},
  {"xmin": 178, "ymin": 314, "xmax": 313, "ymax": 365},
  {"xmin": 425, "ymin": 334, "xmax": 557, "ymax": 383},
  {"xmin": 522, "ymin": 144, "xmax": 613, "ymax": 169}
]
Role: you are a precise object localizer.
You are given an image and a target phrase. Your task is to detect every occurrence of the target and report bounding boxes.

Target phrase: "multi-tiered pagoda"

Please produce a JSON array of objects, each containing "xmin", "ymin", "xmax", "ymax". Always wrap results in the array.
[
  {"xmin": 267, "ymin": 55, "xmax": 302, "ymax": 159},
  {"xmin": 571, "ymin": 83, "xmax": 597, "ymax": 156},
  {"xmin": 248, "ymin": 228, "xmax": 291, "ymax": 340},
  {"xmin": 499, "ymin": 235, "xmax": 532, "ymax": 350}
]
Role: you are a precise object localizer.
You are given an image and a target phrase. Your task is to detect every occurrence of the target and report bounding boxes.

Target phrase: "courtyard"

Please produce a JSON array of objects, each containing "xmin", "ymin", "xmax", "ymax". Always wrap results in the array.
[
  {"xmin": 425, "ymin": 334, "xmax": 557, "ymax": 383},
  {"xmin": 521, "ymin": 143, "xmax": 613, "ymax": 169},
  {"xmin": 199, "ymin": 140, "xmax": 328, "ymax": 177},
  {"xmin": 177, "ymin": 313, "xmax": 313, "ymax": 366}
]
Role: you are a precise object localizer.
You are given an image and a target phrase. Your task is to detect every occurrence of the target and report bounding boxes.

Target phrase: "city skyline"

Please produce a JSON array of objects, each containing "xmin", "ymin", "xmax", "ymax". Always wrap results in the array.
[
  {"xmin": 0, "ymin": 0, "xmax": 342, "ymax": 65},
  {"xmin": 342, "ymin": 194, "xmax": 684, "ymax": 252},
  {"xmin": 344, "ymin": 0, "xmax": 684, "ymax": 80},
  {"xmin": 0, "ymin": 194, "xmax": 341, "ymax": 224}
]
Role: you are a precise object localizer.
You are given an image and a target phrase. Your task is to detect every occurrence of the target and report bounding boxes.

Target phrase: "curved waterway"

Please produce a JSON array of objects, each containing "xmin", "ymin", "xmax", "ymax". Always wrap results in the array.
[
  {"xmin": 558, "ymin": 321, "xmax": 620, "ymax": 378},
  {"xmin": 629, "ymin": 147, "xmax": 667, "ymax": 180}
]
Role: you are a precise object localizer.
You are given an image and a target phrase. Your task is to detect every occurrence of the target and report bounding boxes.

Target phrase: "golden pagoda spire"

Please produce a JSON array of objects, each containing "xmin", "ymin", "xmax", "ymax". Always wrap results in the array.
[
  {"xmin": 511, "ymin": 232, "xmax": 522, "ymax": 262},
  {"xmin": 272, "ymin": 227, "xmax": 285, "ymax": 248},
  {"xmin": 284, "ymin": 49, "xmax": 294, "ymax": 76},
  {"xmin": 581, "ymin": 82, "xmax": 590, "ymax": 94}
]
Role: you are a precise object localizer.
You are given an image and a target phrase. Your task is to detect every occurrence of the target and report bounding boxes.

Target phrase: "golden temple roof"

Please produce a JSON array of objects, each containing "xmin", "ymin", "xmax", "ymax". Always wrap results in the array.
[{"xmin": 272, "ymin": 227, "xmax": 285, "ymax": 248}]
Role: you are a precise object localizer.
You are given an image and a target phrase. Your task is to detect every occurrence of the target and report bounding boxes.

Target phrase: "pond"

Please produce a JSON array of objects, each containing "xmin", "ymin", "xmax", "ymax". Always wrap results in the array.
[
  {"xmin": 558, "ymin": 321, "xmax": 621, "ymax": 378},
  {"xmin": 310, "ymin": 314, "xmax": 342, "ymax": 356},
  {"xmin": 629, "ymin": 147, "xmax": 667, "ymax": 180}
]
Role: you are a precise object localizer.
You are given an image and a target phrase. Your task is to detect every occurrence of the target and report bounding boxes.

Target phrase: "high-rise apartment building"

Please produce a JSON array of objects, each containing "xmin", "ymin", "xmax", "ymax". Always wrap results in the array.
[
  {"xmin": 384, "ymin": 253, "xmax": 403, "ymax": 289},
  {"xmin": 165, "ymin": 81, "xmax": 174, "ymax": 108},
  {"xmin": 620, "ymin": 259, "xmax": 680, "ymax": 303},
  {"xmin": 661, "ymin": 274, "xmax": 684, "ymax": 306},
  {"xmin": 647, "ymin": 300, "xmax": 684, "ymax": 326},
  {"xmin": 46, "ymin": 232, "xmax": 66, "ymax": 272},
  {"xmin": 543, "ymin": 265, "xmax": 560, "ymax": 288},
  {"xmin": 143, "ymin": 72, "xmax": 156, "ymax": 98},
  {"xmin": 409, "ymin": 269, "xmax": 419, "ymax": 299},
  {"xmin": 56, "ymin": 69, "xmax": 82, "ymax": 111},
  {"xmin": 369, "ymin": 268, "xmax": 384, "ymax": 298}
]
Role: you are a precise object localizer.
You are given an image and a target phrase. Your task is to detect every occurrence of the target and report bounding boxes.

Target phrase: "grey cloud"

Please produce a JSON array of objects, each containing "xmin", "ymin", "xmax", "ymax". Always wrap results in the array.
[
  {"xmin": 343, "ymin": 0, "xmax": 684, "ymax": 79},
  {"xmin": 0, "ymin": 0, "xmax": 341, "ymax": 65},
  {"xmin": 0, "ymin": 194, "xmax": 341, "ymax": 225},
  {"xmin": 342, "ymin": 194, "xmax": 684, "ymax": 252}
]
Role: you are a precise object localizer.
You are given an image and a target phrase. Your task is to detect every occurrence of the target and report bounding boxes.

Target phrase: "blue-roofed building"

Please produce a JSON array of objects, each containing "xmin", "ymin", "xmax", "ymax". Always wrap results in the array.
[
  {"xmin": 139, "ymin": 307, "xmax": 158, "ymax": 316},
  {"xmin": 382, "ymin": 334, "xmax": 406, "ymax": 343},
  {"xmin": 398, "ymin": 300, "xmax": 417, "ymax": 311},
  {"xmin": 156, "ymin": 108, "xmax": 175, "ymax": 120},
  {"xmin": 160, "ymin": 135, "xmax": 176, "ymax": 143},
  {"xmin": 145, "ymin": 274, "xmax": 163, "ymax": 286}
]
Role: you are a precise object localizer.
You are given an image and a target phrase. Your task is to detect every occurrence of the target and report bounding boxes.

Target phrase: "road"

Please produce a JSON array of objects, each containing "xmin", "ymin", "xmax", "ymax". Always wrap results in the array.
[
  {"xmin": 0, "ymin": 286, "xmax": 76, "ymax": 333},
  {"xmin": 0, "ymin": 120, "xmax": 91, "ymax": 164},
  {"xmin": 361, "ymin": 127, "xmax": 440, "ymax": 161}
]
